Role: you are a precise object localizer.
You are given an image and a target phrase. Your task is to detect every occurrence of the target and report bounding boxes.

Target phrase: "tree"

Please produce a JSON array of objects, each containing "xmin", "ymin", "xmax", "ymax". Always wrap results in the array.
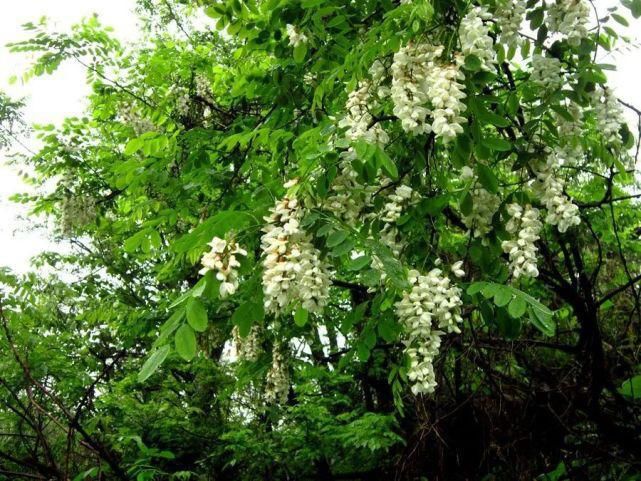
[{"xmin": 1, "ymin": 0, "xmax": 641, "ymax": 479}]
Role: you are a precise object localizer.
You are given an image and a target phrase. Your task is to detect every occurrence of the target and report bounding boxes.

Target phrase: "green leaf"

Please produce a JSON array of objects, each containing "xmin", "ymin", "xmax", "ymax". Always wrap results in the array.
[
  {"xmin": 293, "ymin": 43, "xmax": 307, "ymax": 63},
  {"xmin": 294, "ymin": 306, "xmax": 309, "ymax": 327},
  {"xmin": 186, "ymin": 298, "xmax": 208, "ymax": 332},
  {"xmin": 124, "ymin": 137, "xmax": 144, "ymax": 155},
  {"xmin": 175, "ymin": 324, "xmax": 197, "ymax": 361},
  {"xmin": 619, "ymin": 375, "xmax": 641, "ymax": 399},
  {"xmin": 327, "ymin": 230, "xmax": 348, "ymax": 248},
  {"xmin": 494, "ymin": 289, "xmax": 513, "ymax": 307},
  {"xmin": 508, "ymin": 297, "xmax": 527, "ymax": 318},
  {"xmin": 611, "ymin": 13, "xmax": 629, "ymax": 26},
  {"xmin": 347, "ymin": 255, "xmax": 372, "ymax": 271},
  {"xmin": 477, "ymin": 164, "xmax": 499, "ymax": 194},
  {"xmin": 631, "ymin": 0, "xmax": 641, "ymax": 18},
  {"xmin": 464, "ymin": 54, "xmax": 482, "ymax": 71},
  {"xmin": 138, "ymin": 345, "xmax": 171, "ymax": 382},
  {"xmin": 376, "ymin": 146, "xmax": 399, "ymax": 179},
  {"xmin": 231, "ymin": 302, "xmax": 264, "ymax": 337},
  {"xmin": 482, "ymin": 136, "xmax": 512, "ymax": 152}
]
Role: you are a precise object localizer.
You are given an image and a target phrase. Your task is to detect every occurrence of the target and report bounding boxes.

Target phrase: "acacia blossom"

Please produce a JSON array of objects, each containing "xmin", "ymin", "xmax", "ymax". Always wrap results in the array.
[
  {"xmin": 395, "ymin": 267, "xmax": 464, "ymax": 395},
  {"xmin": 530, "ymin": 54, "xmax": 563, "ymax": 92},
  {"xmin": 285, "ymin": 24, "xmax": 307, "ymax": 47},
  {"xmin": 459, "ymin": 6, "xmax": 496, "ymax": 71},
  {"xmin": 339, "ymin": 80, "xmax": 389, "ymax": 145},
  {"xmin": 502, "ymin": 204, "xmax": 542, "ymax": 279},
  {"xmin": 591, "ymin": 85, "xmax": 625, "ymax": 146},
  {"xmin": 232, "ymin": 325, "xmax": 262, "ymax": 362},
  {"xmin": 391, "ymin": 43, "xmax": 467, "ymax": 142},
  {"xmin": 532, "ymin": 155, "xmax": 581, "ymax": 233},
  {"xmin": 495, "ymin": 0, "xmax": 526, "ymax": 49},
  {"xmin": 265, "ymin": 341, "xmax": 289, "ymax": 404},
  {"xmin": 547, "ymin": 0, "xmax": 590, "ymax": 47},
  {"xmin": 261, "ymin": 180, "xmax": 330, "ymax": 315},
  {"xmin": 460, "ymin": 166, "xmax": 500, "ymax": 238},
  {"xmin": 199, "ymin": 236, "xmax": 248, "ymax": 298},
  {"xmin": 61, "ymin": 194, "xmax": 96, "ymax": 236},
  {"xmin": 556, "ymin": 102, "xmax": 584, "ymax": 165}
]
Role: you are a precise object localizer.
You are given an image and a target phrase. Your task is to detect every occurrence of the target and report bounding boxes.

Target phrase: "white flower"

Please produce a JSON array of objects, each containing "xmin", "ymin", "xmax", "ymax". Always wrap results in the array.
[
  {"xmin": 396, "ymin": 268, "xmax": 464, "ymax": 395},
  {"xmin": 265, "ymin": 341, "xmax": 290, "ymax": 404},
  {"xmin": 233, "ymin": 325, "xmax": 262, "ymax": 362},
  {"xmin": 391, "ymin": 43, "xmax": 467, "ymax": 142},
  {"xmin": 556, "ymin": 102, "xmax": 584, "ymax": 165},
  {"xmin": 547, "ymin": 0, "xmax": 590, "ymax": 47},
  {"xmin": 532, "ymin": 154, "xmax": 581, "ymax": 233},
  {"xmin": 261, "ymin": 189, "xmax": 331, "ymax": 315},
  {"xmin": 591, "ymin": 85, "xmax": 625, "ymax": 146},
  {"xmin": 339, "ymin": 80, "xmax": 389, "ymax": 145},
  {"xmin": 495, "ymin": 0, "xmax": 526, "ymax": 50},
  {"xmin": 459, "ymin": 6, "xmax": 496, "ymax": 72},
  {"xmin": 460, "ymin": 169, "xmax": 501, "ymax": 238},
  {"xmin": 530, "ymin": 54, "xmax": 563, "ymax": 92},
  {"xmin": 501, "ymin": 204, "xmax": 542, "ymax": 279},
  {"xmin": 451, "ymin": 261, "xmax": 466, "ymax": 278},
  {"xmin": 285, "ymin": 24, "xmax": 308, "ymax": 48},
  {"xmin": 199, "ymin": 236, "xmax": 248, "ymax": 298}
]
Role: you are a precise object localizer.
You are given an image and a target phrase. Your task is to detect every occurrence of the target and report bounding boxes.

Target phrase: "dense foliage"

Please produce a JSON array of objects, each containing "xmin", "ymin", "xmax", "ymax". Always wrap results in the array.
[{"xmin": 2, "ymin": 0, "xmax": 641, "ymax": 479}]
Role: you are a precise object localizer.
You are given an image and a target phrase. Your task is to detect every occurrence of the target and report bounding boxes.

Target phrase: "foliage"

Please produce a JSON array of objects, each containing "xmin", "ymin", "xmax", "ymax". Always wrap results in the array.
[{"xmin": 1, "ymin": 0, "xmax": 641, "ymax": 480}]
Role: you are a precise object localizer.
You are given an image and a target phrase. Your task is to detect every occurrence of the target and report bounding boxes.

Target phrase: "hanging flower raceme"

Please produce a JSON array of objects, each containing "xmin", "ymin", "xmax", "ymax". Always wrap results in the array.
[
  {"xmin": 199, "ymin": 236, "xmax": 248, "ymax": 298},
  {"xmin": 495, "ymin": 0, "xmax": 526, "ymax": 50},
  {"xmin": 556, "ymin": 102, "xmax": 584, "ymax": 165},
  {"xmin": 532, "ymin": 154, "xmax": 581, "ymax": 233},
  {"xmin": 285, "ymin": 24, "xmax": 307, "ymax": 47},
  {"xmin": 395, "ymin": 266, "xmax": 464, "ymax": 395},
  {"xmin": 591, "ymin": 85, "xmax": 625, "ymax": 146},
  {"xmin": 339, "ymin": 80, "xmax": 389, "ymax": 145},
  {"xmin": 391, "ymin": 43, "xmax": 467, "ymax": 142},
  {"xmin": 324, "ymin": 150, "xmax": 376, "ymax": 226},
  {"xmin": 502, "ymin": 203, "xmax": 542, "ymax": 279},
  {"xmin": 428, "ymin": 56, "xmax": 467, "ymax": 143},
  {"xmin": 60, "ymin": 194, "xmax": 97, "ymax": 236},
  {"xmin": 232, "ymin": 325, "xmax": 262, "ymax": 362},
  {"xmin": 547, "ymin": 0, "xmax": 590, "ymax": 47},
  {"xmin": 261, "ymin": 180, "xmax": 331, "ymax": 316},
  {"xmin": 265, "ymin": 341, "xmax": 290, "ymax": 405},
  {"xmin": 460, "ymin": 166, "xmax": 500, "ymax": 238},
  {"xmin": 530, "ymin": 54, "xmax": 563, "ymax": 92},
  {"xmin": 459, "ymin": 6, "xmax": 496, "ymax": 71}
]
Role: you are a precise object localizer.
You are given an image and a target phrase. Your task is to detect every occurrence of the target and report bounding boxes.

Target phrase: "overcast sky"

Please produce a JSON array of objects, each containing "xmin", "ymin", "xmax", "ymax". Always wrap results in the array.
[{"xmin": 1, "ymin": 1, "xmax": 640, "ymax": 273}]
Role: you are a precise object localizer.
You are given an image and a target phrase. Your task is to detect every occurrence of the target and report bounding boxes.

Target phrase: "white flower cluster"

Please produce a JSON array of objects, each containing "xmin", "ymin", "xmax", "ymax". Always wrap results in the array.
[
  {"xmin": 285, "ymin": 24, "xmax": 308, "ymax": 48},
  {"xmin": 459, "ymin": 6, "xmax": 496, "ymax": 71},
  {"xmin": 502, "ymin": 204, "xmax": 542, "ymax": 279},
  {"xmin": 429, "ymin": 57, "xmax": 467, "ymax": 143},
  {"xmin": 324, "ymin": 150, "xmax": 374, "ymax": 225},
  {"xmin": 60, "ymin": 194, "xmax": 96, "ymax": 236},
  {"xmin": 265, "ymin": 341, "xmax": 289, "ymax": 404},
  {"xmin": 556, "ymin": 103, "xmax": 584, "ymax": 165},
  {"xmin": 119, "ymin": 103, "xmax": 154, "ymax": 135},
  {"xmin": 395, "ymin": 267, "xmax": 464, "ymax": 395},
  {"xmin": 199, "ymin": 236, "xmax": 248, "ymax": 298},
  {"xmin": 377, "ymin": 183, "xmax": 417, "ymax": 259},
  {"xmin": 495, "ymin": 0, "xmax": 526, "ymax": 49},
  {"xmin": 530, "ymin": 54, "xmax": 563, "ymax": 92},
  {"xmin": 460, "ymin": 166, "xmax": 500, "ymax": 238},
  {"xmin": 391, "ymin": 43, "xmax": 467, "ymax": 142},
  {"xmin": 261, "ymin": 182, "xmax": 331, "ymax": 315},
  {"xmin": 232, "ymin": 325, "xmax": 262, "ymax": 362},
  {"xmin": 381, "ymin": 184, "xmax": 415, "ymax": 224},
  {"xmin": 532, "ymin": 155, "xmax": 581, "ymax": 233},
  {"xmin": 591, "ymin": 86, "xmax": 625, "ymax": 146},
  {"xmin": 547, "ymin": 0, "xmax": 590, "ymax": 47},
  {"xmin": 339, "ymin": 80, "xmax": 389, "ymax": 145}
]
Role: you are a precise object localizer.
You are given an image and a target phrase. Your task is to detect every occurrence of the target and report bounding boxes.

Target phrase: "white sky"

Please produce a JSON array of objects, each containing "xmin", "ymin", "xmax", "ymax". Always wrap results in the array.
[{"xmin": 0, "ymin": 1, "xmax": 640, "ymax": 273}]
